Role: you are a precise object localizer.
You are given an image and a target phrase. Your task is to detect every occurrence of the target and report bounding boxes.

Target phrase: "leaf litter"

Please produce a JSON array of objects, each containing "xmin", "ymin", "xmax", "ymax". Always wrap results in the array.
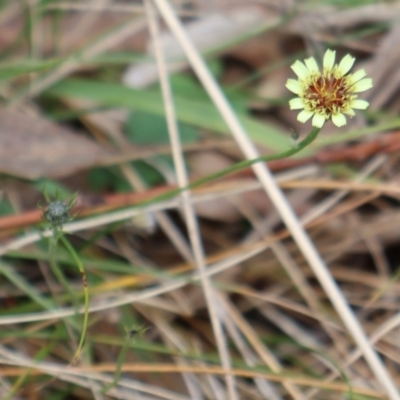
[{"xmin": 0, "ymin": 1, "xmax": 400, "ymax": 399}]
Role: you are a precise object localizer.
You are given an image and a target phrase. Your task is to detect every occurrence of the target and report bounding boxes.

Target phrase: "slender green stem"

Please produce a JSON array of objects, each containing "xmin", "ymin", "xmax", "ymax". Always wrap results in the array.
[
  {"xmin": 140, "ymin": 127, "xmax": 321, "ymax": 207},
  {"xmin": 70, "ymin": 128, "xmax": 320, "ymax": 249},
  {"xmin": 189, "ymin": 127, "xmax": 320, "ymax": 189},
  {"xmin": 101, "ymin": 333, "xmax": 133, "ymax": 394},
  {"xmin": 58, "ymin": 234, "xmax": 89, "ymax": 364},
  {"xmin": 46, "ymin": 230, "xmax": 82, "ymax": 358},
  {"xmin": 48, "ymin": 231, "xmax": 80, "ymax": 311}
]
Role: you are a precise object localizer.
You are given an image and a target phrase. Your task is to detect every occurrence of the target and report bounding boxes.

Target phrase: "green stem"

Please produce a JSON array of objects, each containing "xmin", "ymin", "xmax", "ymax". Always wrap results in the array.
[
  {"xmin": 189, "ymin": 127, "xmax": 320, "ymax": 189},
  {"xmin": 48, "ymin": 231, "xmax": 80, "ymax": 311},
  {"xmin": 140, "ymin": 127, "xmax": 321, "ymax": 207},
  {"xmin": 101, "ymin": 333, "xmax": 133, "ymax": 393},
  {"xmin": 59, "ymin": 234, "xmax": 90, "ymax": 364}
]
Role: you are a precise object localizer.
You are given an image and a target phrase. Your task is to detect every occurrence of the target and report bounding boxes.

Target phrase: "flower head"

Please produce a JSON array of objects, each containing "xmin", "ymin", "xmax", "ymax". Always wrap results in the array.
[
  {"xmin": 39, "ymin": 189, "xmax": 77, "ymax": 231},
  {"xmin": 286, "ymin": 49, "xmax": 373, "ymax": 128}
]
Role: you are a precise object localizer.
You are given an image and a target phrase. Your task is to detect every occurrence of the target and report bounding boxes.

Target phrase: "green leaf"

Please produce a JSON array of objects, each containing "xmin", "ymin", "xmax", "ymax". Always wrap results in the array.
[
  {"xmin": 0, "ymin": 59, "xmax": 62, "ymax": 80},
  {"xmin": 46, "ymin": 79, "xmax": 290, "ymax": 151},
  {"xmin": 126, "ymin": 110, "xmax": 198, "ymax": 145}
]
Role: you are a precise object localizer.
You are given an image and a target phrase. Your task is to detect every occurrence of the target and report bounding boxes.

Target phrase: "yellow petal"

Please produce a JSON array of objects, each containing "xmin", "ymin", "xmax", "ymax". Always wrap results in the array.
[
  {"xmin": 349, "ymin": 69, "xmax": 366, "ymax": 83},
  {"xmin": 291, "ymin": 60, "xmax": 309, "ymax": 80},
  {"xmin": 331, "ymin": 113, "xmax": 347, "ymax": 127},
  {"xmin": 353, "ymin": 78, "xmax": 373, "ymax": 92},
  {"xmin": 351, "ymin": 99, "xmax": 369, "ymax": 109},
  {"xmin": 286, "ymin": 79, "xmax": 302, "ymax": 94},
  {"xmin": 289, "ymin": 98, "xmax": 305, "ymax": 109},
  {"xmin": 338, "ymin": 54, "xmax": 355, "ymax": 75},
  {"xmin": 305, "ymin": 57, "xmax": 319, "ymax": 73},
  {"xmin": 323, "ymin": 49, "xmax": 336, "ymax": 71},
  {"xmin": 343, "ymin": 108, "xmax": 355, "ymax": 117},
  {"xmin": 312, "ymin": 113, "xmax": 326, "ymax": 128},
  {"xmin": 297, "ymin": 110, "xmax": 313, "ymax": 123}
]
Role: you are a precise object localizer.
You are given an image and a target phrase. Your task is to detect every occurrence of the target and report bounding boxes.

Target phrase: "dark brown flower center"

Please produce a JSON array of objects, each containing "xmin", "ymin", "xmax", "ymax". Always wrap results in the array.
[{"xmin": 304, "ymin": 74, "xmax": 351, "ymax": 114}]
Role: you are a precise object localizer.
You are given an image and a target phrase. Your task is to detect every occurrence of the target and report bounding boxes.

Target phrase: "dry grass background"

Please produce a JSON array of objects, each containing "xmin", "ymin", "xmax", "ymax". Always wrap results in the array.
[{"xmin": 0, "ymin": 0, "xmax": 400, "ymax": 399}]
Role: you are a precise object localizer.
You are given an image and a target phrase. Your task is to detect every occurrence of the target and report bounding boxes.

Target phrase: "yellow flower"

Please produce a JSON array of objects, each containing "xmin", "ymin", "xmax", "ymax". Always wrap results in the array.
[{"xmin": 286, "ymin": 49, "xmax": 373, "ymax": 128}]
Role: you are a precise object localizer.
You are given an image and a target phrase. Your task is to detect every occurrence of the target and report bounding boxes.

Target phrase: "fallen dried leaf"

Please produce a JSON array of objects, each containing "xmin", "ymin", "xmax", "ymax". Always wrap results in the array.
[{"xmin": 0, "ymin": 108, "xmax": 114, "ymax": 179}]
